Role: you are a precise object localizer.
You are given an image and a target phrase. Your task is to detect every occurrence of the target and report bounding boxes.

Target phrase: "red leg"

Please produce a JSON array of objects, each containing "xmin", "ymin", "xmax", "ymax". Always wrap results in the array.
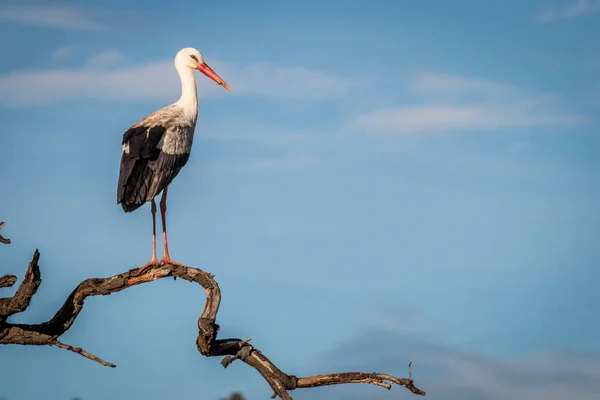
[
  {"xmin": 139, "ymin": 199, "xmax": 159, "ymax": 273},
  {"xmin": 159, "ymin": 186, "xmax": 184, "ymax": 267}
]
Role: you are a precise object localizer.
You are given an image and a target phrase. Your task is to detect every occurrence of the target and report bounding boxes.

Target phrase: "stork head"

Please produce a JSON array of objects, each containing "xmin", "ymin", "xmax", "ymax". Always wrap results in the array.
[{"xmin": 175, "ymin": 47, "xmax": 232, "ymax": 91}]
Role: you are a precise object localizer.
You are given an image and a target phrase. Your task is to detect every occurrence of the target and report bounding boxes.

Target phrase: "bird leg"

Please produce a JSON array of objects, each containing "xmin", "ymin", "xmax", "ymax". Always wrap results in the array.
[
  {"xmin": 139, "ymin": 199, "xmax": 159, "ymax": 273},
  {"xmin": 159, "ymin": 186, "xmax": 184, "ymax": 267}
]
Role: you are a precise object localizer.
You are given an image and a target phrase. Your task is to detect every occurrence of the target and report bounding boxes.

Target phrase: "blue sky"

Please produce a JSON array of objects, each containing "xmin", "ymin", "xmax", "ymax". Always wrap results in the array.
[{"xmin": 0, "ymin": 0, "xmax": 599, "ymax": 399}]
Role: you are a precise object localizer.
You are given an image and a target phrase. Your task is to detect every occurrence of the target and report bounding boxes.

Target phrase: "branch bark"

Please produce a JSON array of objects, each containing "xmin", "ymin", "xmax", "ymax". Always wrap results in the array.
[
  {"xmin": 0, "ymin": 250, "xmax": 41, "ymax": 323},
  {"xmin": 1, "ymin": 249, "xmax": 426, "ymax": 399}
]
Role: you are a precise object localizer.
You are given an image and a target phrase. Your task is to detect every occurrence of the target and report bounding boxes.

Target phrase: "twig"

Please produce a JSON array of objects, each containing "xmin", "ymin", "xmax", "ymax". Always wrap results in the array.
[
  {"xmin": 52, "ymin": 340, "xmax": 116, "ymax": 368},
  {"xmin": 0, "ymin": 275, "xmax": 17, "ymax": 288},
  {"xmin": 0, "ymin": 252, "xmax": 426, "ymax": 399},
  {"xmin": 0, "ymin": 222, "xmax": 10, "ymax": 244}
]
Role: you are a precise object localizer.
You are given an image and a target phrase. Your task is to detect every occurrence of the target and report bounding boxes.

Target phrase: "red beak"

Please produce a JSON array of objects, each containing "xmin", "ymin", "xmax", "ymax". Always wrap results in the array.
[{"xmin": 197, "ymin": 62, "xmax": 232, "ymax": 91}]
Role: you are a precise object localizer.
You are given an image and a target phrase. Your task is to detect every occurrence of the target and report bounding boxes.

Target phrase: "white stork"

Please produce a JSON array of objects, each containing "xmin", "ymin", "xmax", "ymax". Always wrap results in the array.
[{"xmin": 117, "ymin": 47, "xmax": 231, "ymax": 271}]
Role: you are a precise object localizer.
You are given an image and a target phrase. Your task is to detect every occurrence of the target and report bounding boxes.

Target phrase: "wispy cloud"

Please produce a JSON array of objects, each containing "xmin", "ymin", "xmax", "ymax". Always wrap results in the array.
[
  {"xmin": 348, "ymin": 72, "xmax": 584, "ymax": 135},
  {"xmin": 0, "ymin": 4, "xmax": 107, "ymax": 31},
  {"xmin": 307, "ymin": 322, "xmax": 600, "ymax": 400},
  {"xmin": 534, "ymin": 0, "xmax": 600, "ymax": 23},
  {"xmin": 0, "ymin": 50, "xmax": 356, "ymax": 106},
  {"xmin": 85, "ymin": 50, "xmax": 129, "ymax": 69},
  {"xmin": 50, "ymin": 46, "xmax": 78, "ymax": 63}
]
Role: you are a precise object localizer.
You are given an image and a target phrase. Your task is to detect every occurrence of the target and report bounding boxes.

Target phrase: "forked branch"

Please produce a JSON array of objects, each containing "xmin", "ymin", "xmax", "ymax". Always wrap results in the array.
[{"xmin": 1, "ymin": 245, "xmax": 425, "ymax": 399}]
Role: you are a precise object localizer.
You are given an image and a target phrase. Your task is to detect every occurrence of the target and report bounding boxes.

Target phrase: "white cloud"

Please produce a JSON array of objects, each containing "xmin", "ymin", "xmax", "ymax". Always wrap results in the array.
[
  {"xmin": 535, "ymin": 0, "xmax": 600, "ymax": 23},
  {"xmin": 351, "ymin": 105, "xmax": 576, "ymax": 135},
  {"xmin": 0, "ymin": 60, "xmax": 176, "ymax": 105},
  {"xmin": 348, "ymin": 72, "xmax": 584, "ymax": 135},
  {"xmin": 410, "ymin": 72, "xmax": 531, "ymax": 104},
  {"xmin": 0, "ymin": 4, "xmax": 107, "ymax": 31},
  {"xmin": 0, "ymin": 51, "xmax": 356, "ymax": 106}
]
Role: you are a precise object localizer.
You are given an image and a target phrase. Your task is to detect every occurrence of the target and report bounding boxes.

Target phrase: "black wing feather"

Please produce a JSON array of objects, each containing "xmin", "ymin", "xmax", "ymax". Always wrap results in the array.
[
  {"xmin": 147, "ymin": 152, "xmax": 190, "ymax": 201},
  {"xmin": 117, "ymin": 125, "xmax": 170, "ymax": 212}
]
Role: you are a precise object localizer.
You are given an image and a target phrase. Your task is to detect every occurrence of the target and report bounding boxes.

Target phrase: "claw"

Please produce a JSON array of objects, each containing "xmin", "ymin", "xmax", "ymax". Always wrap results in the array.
[
  {"xmin": 160, "ymin": 257, "xmax": 184, "ymax": 267},
  {"xmin": 139, "ymin": 258, "xmax": 160, "ymax": 273}
]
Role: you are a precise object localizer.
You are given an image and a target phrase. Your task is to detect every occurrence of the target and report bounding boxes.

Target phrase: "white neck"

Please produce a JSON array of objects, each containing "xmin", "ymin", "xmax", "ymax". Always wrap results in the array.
[{"xmin": 175, "ymin": 63, "xmax": 198, "ymax": 121}]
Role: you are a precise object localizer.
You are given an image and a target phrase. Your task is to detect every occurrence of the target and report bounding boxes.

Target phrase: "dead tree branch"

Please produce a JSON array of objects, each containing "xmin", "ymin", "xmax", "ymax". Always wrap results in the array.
[
  {"xmin": 0, "ymin": 275, "xmax": 17, "ymax": 288},
  {"xmin": 0, "ymin": 250, "xmax": 41, "ymax": 323},
  {"xmin": 51, "ymin": 339, "xmax": 116, "ymax": 368},
  {"xmin": 0, "ymin": 222, "xmax": 10, "ymax": 244},
  {"xmin": 1, "ymin": 248, "xmax": 425, "ymax": 399}
]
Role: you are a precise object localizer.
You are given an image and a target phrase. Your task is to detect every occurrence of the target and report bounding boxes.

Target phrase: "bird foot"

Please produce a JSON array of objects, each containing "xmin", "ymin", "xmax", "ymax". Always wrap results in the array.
[
  {"xmin": 160, "ymin": 257, "xmax": 185, "ymax": 267},
  {"xmin": 138, "ymin": 258, "xmax": 160, "ymax": 273}
]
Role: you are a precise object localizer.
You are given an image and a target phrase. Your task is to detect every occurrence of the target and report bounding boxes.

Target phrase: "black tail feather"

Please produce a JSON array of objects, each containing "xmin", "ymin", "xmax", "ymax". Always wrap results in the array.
[{"xmin": 120, "ymin": 201, "xmax": 145, "ymax": 213}]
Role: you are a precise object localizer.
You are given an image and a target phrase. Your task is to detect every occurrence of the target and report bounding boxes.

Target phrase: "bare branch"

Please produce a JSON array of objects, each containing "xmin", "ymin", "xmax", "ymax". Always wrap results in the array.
[
  {"xmin": 52, "ymin": 340, "xmax": 116, "ymax": 368},
  {"xmin": 0, "ymin": 250, "xmax": 41, "ymax": 321},
  {"xmin": 0, "ymin": 222, "xmax": 10, "ymax": 244},
  {"xmin": 296, "ymin": 371, "xmax": 427, "ymax": 395},
  {"xmin": 0, "ymin": 275, "xmax": 17, "ymax": 288},
  {"xmin": 0, "ymin": 251, "xmax": 426, "ymax": 399}
]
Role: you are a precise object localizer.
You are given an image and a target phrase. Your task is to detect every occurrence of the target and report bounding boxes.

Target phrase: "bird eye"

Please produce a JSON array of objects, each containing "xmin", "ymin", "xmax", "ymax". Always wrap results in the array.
[{"xmin": 190, "ymin": 55, "xmax": 198, "ymax": 61}]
